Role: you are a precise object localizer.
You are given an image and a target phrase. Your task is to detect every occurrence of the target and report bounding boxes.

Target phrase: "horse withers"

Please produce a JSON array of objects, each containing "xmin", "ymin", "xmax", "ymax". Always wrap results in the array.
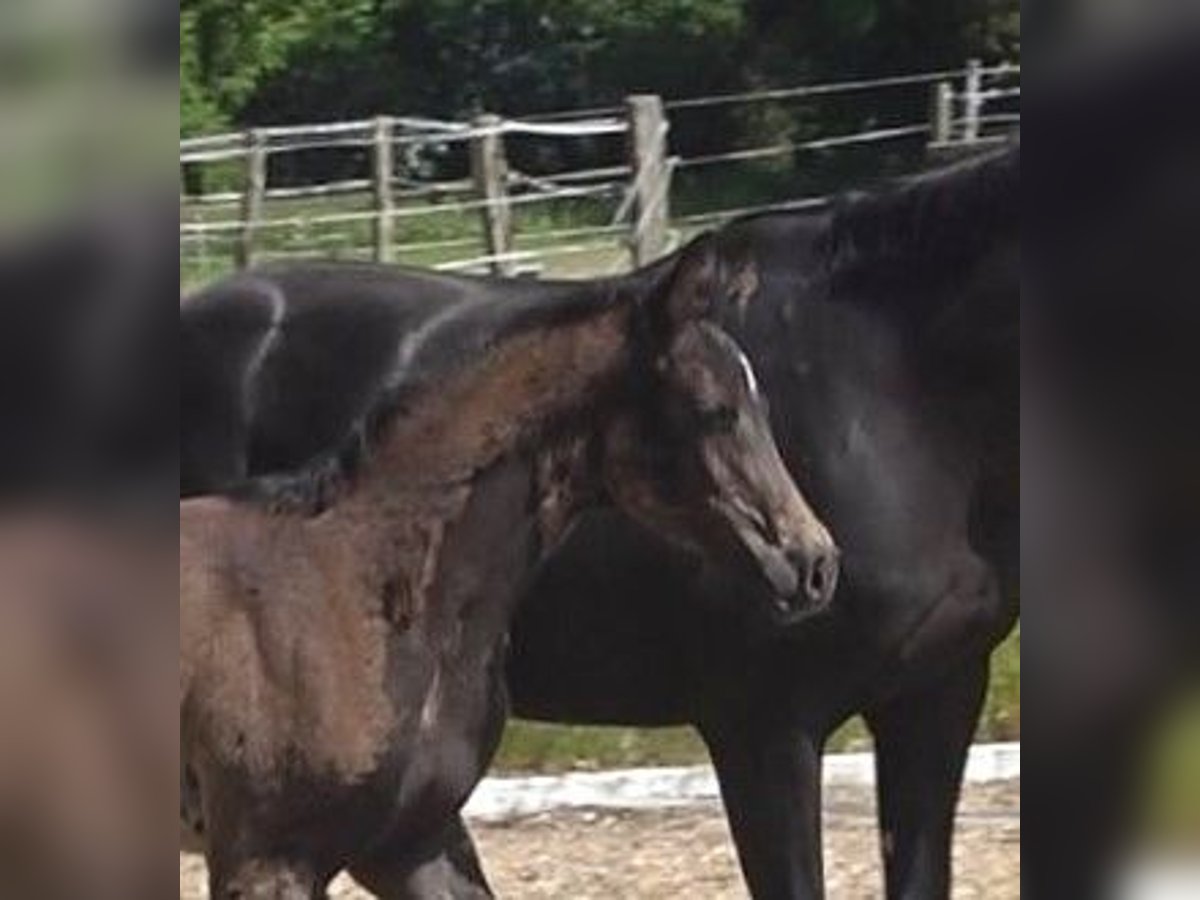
[{"xmin": 179, "ymin": 239, "xmax": 838, "ymax": 899}]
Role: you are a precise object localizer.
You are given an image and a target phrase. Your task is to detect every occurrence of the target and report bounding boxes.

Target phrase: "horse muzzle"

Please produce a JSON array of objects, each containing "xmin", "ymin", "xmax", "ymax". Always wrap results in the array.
[
  {"xmin": 773, "ymin": 544, "xmax": 840, "ymax": 623},
  {"xmin": 740, "ymin": 528, "xmax": 840, "ymax": 624}
]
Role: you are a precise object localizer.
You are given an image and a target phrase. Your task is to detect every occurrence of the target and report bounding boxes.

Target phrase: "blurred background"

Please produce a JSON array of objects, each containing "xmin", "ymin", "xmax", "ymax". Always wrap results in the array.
[{"xmin": 0, "ymin": 0, "xmax": 175, "ymax": 227}]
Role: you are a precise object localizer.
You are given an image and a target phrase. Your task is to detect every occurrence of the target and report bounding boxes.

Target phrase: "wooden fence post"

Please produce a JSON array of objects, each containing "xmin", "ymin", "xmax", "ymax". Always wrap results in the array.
[
  {"xmin": 625, "ymin": 95, "xmax": 669, "ymax": 268},
  {"xmin": 236, "ymin": 128, "xmax": 267, "ymax": 269},
  {"xmin": 372, "ymin": 116, "xmax": 395, "ymax": 263},
  {"xmin": 963, "ymin": 58, "xmax": 984, "ymax": 144},
  {"xmin": 931, "ymin": 80, "xmax": 955, "ymax": 147},
  {"xmin": 469, "ymin": 114, "xmax": 515, "ymax": 277}
]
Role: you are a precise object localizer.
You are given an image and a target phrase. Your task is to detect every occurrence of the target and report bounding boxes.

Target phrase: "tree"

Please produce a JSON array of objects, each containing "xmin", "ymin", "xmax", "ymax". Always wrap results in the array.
[
  {"xmin": 179, "ymin": 0, "xmax": 376, "ymax": 135},
  {"xmin": 239, "ymin": 0, "xmax": 748, "ymax": 124},
  {"xmin": 180, "ymin": 0, "xmax": 1019, "ymax": 171}
]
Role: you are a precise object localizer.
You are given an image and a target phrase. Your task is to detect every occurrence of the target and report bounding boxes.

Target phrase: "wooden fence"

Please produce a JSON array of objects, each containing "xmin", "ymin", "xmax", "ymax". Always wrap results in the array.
[{"xmin": 180, "ymin": 61, "xmax": 1018, "ymax": 280}]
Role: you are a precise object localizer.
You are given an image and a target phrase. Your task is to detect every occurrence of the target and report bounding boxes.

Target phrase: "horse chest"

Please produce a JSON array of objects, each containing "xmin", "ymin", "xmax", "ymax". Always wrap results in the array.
[
  {"xmin": 181, "ymin": 481, "xmax": 526, "ymax": 856},
  {"xmin": 380, "ymin": 652, "xmax": 510, "ymax": 844},
  {"xmin": 352, "ymin": 457, "xmax": 535, "ymax": 844}
]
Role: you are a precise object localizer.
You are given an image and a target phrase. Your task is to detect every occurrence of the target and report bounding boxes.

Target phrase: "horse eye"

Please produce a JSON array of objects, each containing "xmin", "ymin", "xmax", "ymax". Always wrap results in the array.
[{"xmin": 696, "ymin": 405, "xmax": 738, "ymax": 434}]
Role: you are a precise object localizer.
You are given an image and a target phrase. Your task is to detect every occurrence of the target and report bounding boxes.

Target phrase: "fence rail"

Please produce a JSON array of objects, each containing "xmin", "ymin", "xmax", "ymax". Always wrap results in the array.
[{"xmin": 181, "ymin": 61, "xmax": 1018, "ymax": 280}]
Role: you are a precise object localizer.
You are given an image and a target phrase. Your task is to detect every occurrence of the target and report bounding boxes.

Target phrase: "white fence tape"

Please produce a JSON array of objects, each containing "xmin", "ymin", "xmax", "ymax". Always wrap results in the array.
[{"xmin": 462, "ymin": 741, "xmax": 1019, "ymax": 822}]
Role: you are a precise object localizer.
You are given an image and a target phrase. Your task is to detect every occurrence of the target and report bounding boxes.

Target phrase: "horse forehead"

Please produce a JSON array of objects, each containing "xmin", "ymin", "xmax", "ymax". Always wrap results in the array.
[
  {"xmin": 690, "ymin": 338, "xmax": 759, "ymax": 399},
  {"xmin": 671, "ymin": 344, "xmax": 756, "ymax": 410}
]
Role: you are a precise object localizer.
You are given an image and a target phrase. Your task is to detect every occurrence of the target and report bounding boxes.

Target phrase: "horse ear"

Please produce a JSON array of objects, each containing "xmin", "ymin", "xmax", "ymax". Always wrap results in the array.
[{"xmin": 653, "ymin": 237, "xmax": 722, "ymax": 330}]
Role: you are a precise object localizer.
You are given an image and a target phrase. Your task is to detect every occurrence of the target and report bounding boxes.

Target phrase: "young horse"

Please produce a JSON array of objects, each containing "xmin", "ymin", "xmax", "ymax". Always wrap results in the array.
[{"xmin": 180, "ymin": 240, "xmax": 838, "ymax": 899}]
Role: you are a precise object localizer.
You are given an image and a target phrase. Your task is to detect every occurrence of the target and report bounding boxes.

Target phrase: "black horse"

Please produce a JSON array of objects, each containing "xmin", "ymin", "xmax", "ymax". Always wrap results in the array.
[
  {"xmin": 181, "ymin": 141, "xmax": 1018, "ymax": 898},
  {"xmin": 499, "ymin": 145, "xmax": 1020, "ymax": 900}
]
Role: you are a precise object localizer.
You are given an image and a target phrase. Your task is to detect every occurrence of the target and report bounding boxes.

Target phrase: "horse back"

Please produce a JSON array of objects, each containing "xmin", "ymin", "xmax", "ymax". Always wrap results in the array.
[{"xmin": 181, "ymin": 264, "xmax": 475, "ymax": 494}]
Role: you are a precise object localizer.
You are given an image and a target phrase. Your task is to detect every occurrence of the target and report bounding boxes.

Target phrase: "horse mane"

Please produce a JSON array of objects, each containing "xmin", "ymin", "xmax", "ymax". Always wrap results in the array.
[
  {"xmin": 828, "ymin": 142, "xmax": 1019, "ymax": 293},
  {"xmin": 231, "ymin": 433, "xmax": 366, "ymax": 515},
  {"xmin": 229, "ymin": 268, "xmax": 657, "ymax": 515}
]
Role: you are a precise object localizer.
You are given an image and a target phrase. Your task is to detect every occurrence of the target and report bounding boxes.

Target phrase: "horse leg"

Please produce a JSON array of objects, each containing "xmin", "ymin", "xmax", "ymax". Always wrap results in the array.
[
  {"xmin": 701, "ymin": 721, "xmax": 825, "ymax": 899},
  {"xmin": 865, "ymin": 655, "xmax": 990, "ymax": 900},
  {"xmin": 208, "ymin": 857, "xmax": 327, "ymax": 900},
  {"xmin": 349, "ymin": 816, "xmax": 494, "ymax": 899}
]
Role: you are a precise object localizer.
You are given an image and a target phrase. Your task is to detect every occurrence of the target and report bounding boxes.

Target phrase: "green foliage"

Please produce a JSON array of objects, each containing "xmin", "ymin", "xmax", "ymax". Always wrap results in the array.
[
  {"xmin": 823, "ymin": 0, "xmax": 881, "ymax": 39},
  {"xmin": 981, "ymin": 626, "xmax": 1021, "ymax": 740},
  {"xmin": 237, "ymin": 0, "xmax": 747, "ymax": 125},
  {"xmin": 180, "ymin": 1, "xmax": 1018, "ymax": 137},
  {"xmin": 180, "ymin": 0, "xmax": 377, "ymax": 135},
  {"xmin": 180, "ymin": 13, "xmax": 225, "ymax": 135}
]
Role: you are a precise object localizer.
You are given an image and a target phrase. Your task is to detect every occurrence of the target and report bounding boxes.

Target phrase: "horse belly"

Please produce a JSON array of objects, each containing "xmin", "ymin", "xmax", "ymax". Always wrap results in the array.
[{"xmin": 507, "ymin": 512, "xmax": 711, "ymax": 725}]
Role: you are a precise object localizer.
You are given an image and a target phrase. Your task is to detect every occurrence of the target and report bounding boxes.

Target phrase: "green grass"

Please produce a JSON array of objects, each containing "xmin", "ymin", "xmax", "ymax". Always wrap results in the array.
[
  {"xmin": 494, "ymin": 723, "xmax": 706, "ymax": 774},
  {"xmin": 180, "ymin": 165, "xmax": 821, "ymax": 291},
  {"xmin": 180, "ymin": 141, "xmax": 945, "ymax": 291},
  {"xmin": 180, "ymin": 185, "xmax": 632, "ymax": 289},
  {"xmin": 981, "ymin": 625, "xmax": 1021, "ymax": 740}
]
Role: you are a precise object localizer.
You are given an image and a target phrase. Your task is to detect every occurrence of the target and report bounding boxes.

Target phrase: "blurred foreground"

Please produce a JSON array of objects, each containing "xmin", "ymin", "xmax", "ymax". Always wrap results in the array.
[
  {"xmin": 1024, "ymin": 10, "xmax": 1200, "ymax": 896},
  {"xmin": 0, "ymin": 2, "xmax": 177, "ymax": 898},
  {"xmin": 0, "ymin": 511, "xmax": 175, "ymax": 898}
]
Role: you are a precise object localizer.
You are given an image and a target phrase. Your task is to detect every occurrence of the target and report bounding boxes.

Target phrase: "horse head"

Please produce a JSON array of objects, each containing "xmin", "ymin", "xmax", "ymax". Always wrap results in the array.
[{"xmin": 601, "ymin": 239, "xmax": 840, "ymax": 624}]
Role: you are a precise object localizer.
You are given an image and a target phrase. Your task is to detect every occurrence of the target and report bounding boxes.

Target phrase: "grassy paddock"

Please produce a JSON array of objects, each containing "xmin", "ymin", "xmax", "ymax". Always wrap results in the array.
[
  {"xmin": 180, "ymin": 193, "xmax": 627, "ymax": 290},
  {"xmin": 179, "ymin": 164, "xmax": 811, "ymax": 291}
]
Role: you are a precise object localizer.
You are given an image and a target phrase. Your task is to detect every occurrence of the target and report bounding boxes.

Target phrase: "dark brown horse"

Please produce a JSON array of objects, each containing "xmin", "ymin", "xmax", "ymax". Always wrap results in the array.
[{"xmin": 179, "ymin": 240, "xmax": 837, "ymax": 899}]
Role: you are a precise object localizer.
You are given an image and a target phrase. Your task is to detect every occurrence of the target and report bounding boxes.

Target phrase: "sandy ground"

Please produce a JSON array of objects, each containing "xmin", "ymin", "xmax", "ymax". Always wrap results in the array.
[{"xmin": 180, "ymin": 780, "xmax": 1019, "ymax": 899}]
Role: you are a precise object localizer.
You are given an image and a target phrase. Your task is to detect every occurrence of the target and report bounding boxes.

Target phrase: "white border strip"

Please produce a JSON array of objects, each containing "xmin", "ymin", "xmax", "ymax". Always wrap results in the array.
[{"xmin": 463, "ymin": 742, "xmax": 1019, "ymax": 822}]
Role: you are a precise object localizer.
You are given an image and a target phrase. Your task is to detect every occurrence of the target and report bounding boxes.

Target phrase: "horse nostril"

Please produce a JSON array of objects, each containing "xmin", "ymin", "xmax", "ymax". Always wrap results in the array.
[{"xmin": 798, "ymin": 550, "xmax": 838, "ymax": 606}]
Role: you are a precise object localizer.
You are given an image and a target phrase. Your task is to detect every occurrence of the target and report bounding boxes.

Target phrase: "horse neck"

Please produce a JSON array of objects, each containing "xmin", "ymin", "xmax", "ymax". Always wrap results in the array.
[
  {"xmin": 343, "ymin": 300, "xmax": 634, "ymax": 517},
  {"xmin": 306, "ymin": 301, "xmax": 637, "ymax": 633},
  {"xmin": 826, "ymin": 149, "xmax": 1019, "ymax": 327}
]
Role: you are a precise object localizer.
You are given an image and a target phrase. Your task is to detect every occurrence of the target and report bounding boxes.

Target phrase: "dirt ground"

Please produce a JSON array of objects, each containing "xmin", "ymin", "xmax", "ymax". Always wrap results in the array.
[{"xmin": 179, "ymin": 780, "xmax": 1019, "ymax": 899}]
